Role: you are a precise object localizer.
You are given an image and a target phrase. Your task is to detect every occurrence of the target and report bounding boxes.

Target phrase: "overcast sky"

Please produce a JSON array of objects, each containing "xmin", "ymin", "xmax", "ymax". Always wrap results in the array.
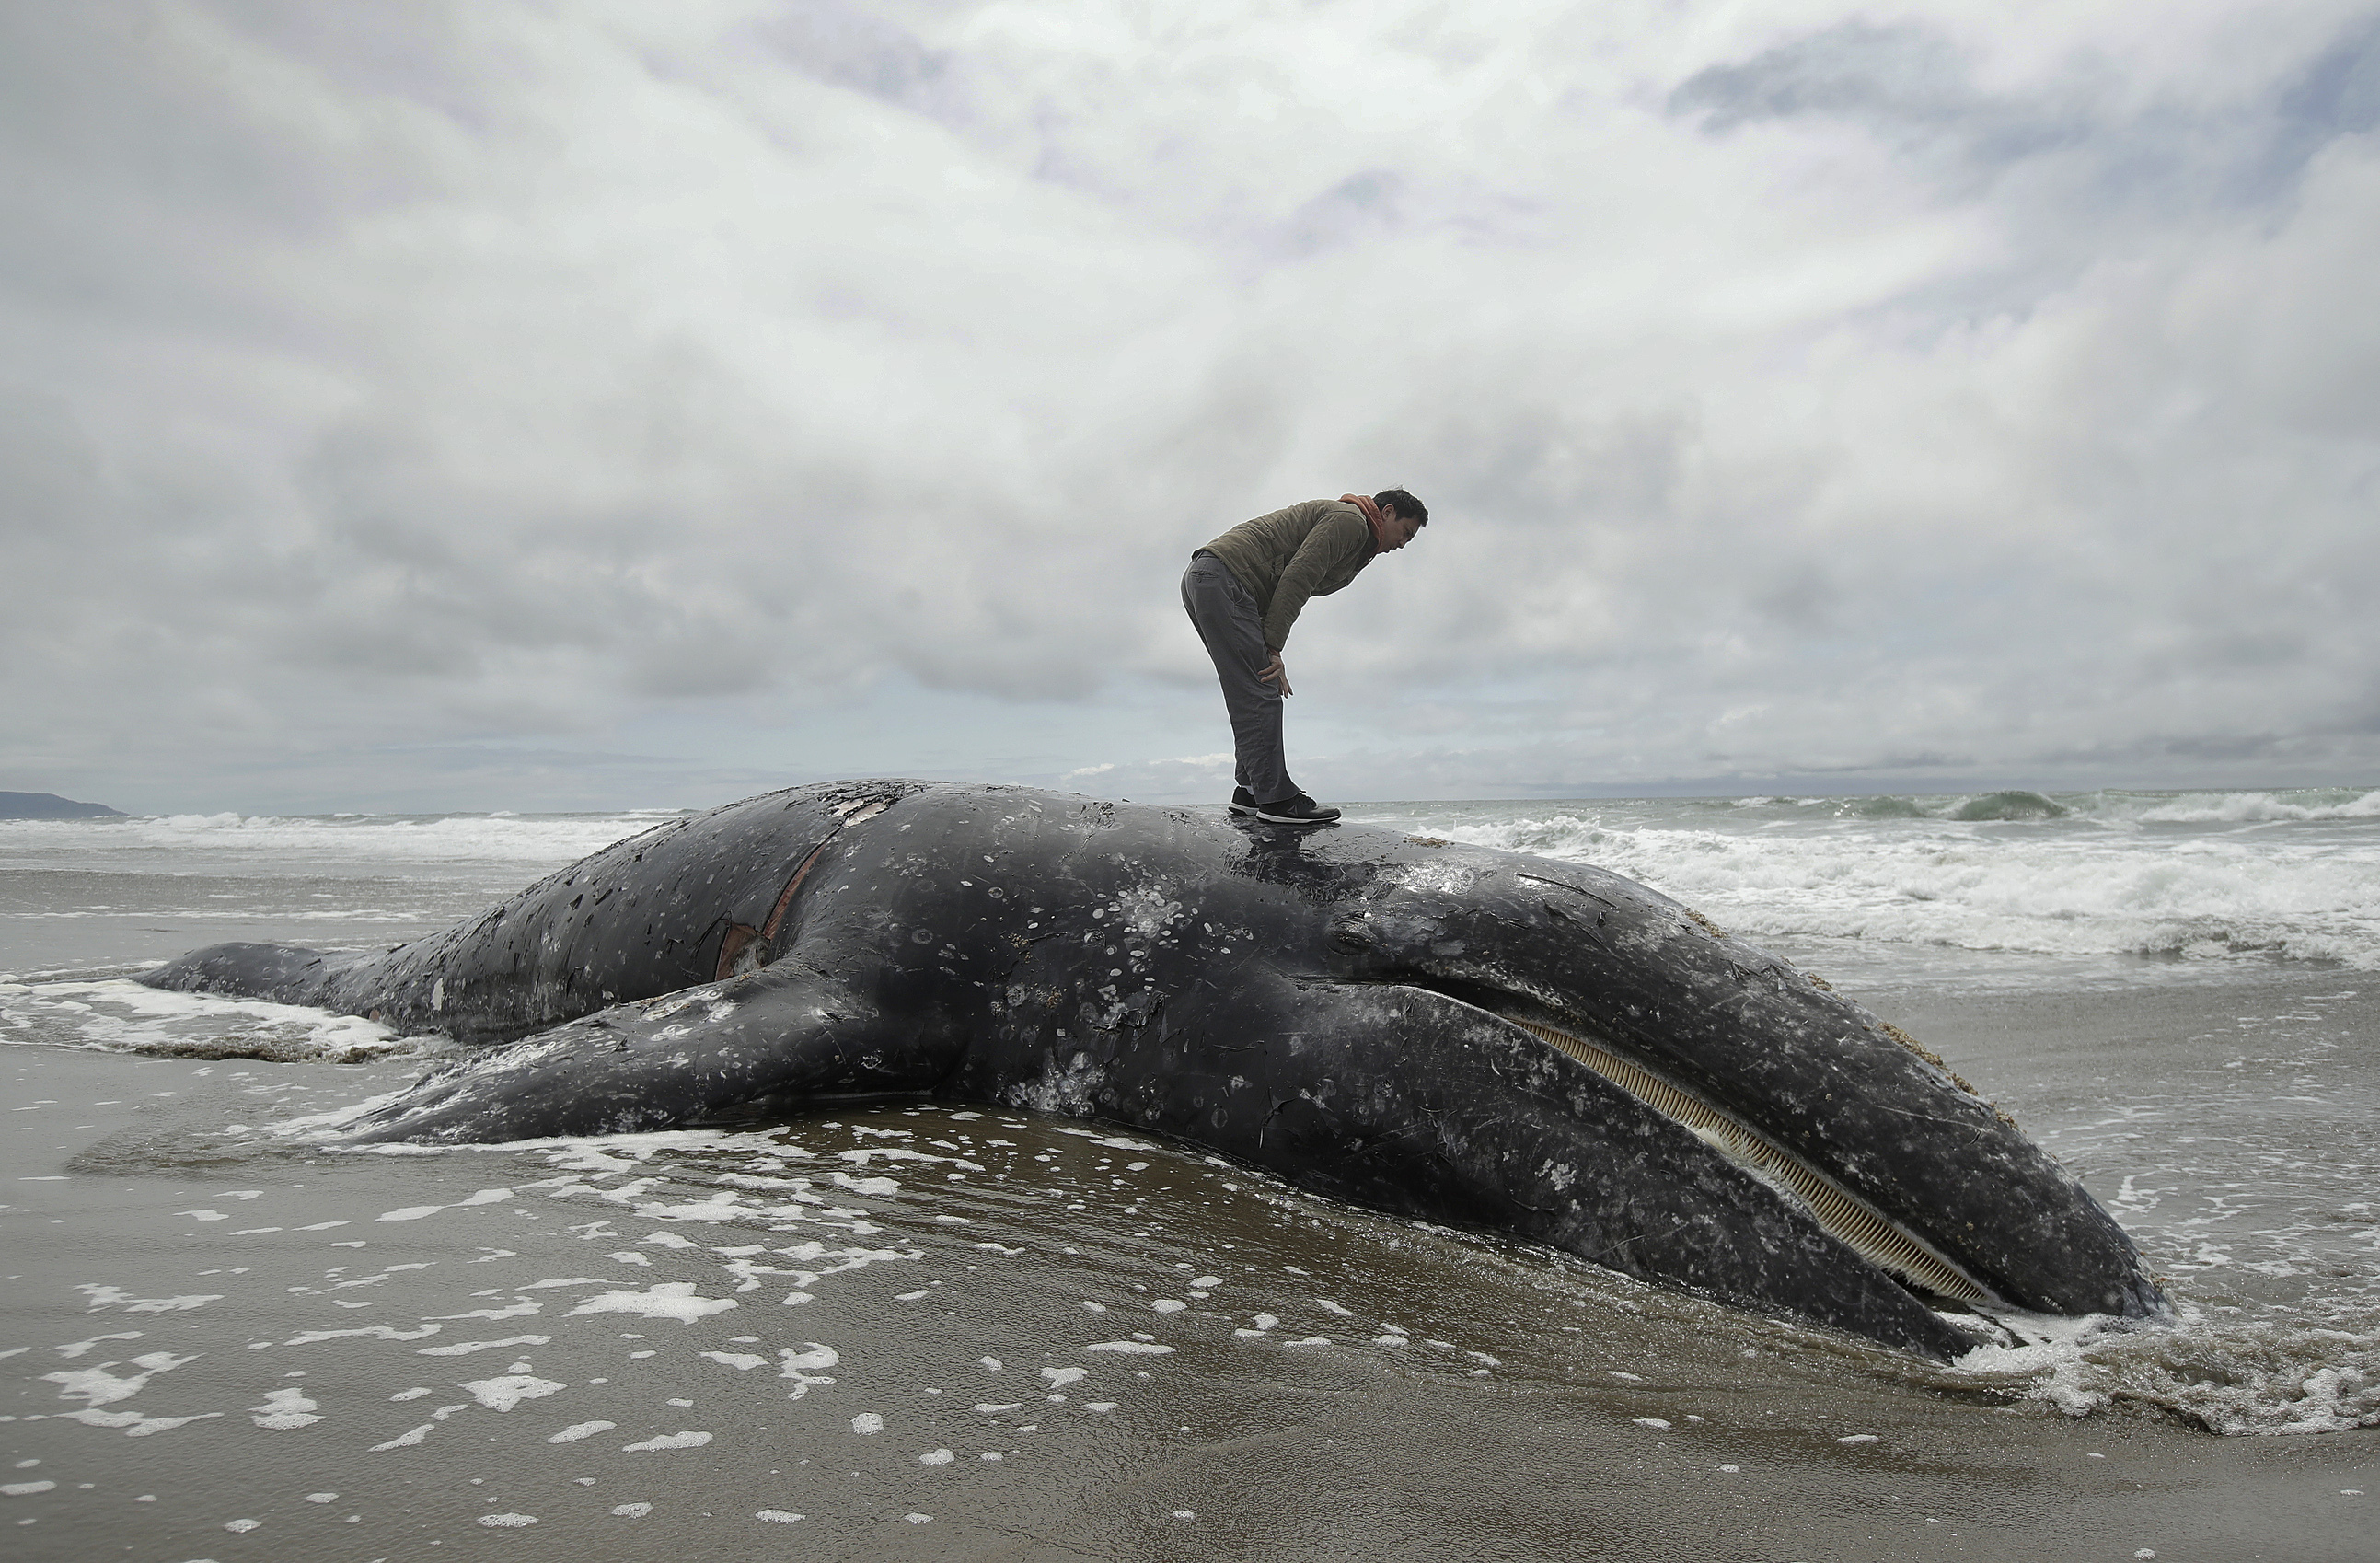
[{"xmin": 5, "ymin": 1, "xmax": 2376, "ymax": 815}]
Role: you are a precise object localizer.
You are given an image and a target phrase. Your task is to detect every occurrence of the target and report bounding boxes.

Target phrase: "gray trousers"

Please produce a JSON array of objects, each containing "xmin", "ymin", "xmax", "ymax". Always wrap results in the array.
[{"xmin": 1181, "ymin": 551, "xmax": 1294, "ymax": 805}]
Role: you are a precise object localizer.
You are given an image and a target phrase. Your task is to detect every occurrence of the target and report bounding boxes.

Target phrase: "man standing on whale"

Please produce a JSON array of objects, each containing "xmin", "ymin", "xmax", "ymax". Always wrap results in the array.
[{"xmin": 1182, "ymin": 488, "xmax": 1427, "ymax": 826}]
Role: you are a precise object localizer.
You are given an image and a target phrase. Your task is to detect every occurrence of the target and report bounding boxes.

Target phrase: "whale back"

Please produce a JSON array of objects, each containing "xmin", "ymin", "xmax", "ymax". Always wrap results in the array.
[{"xmin": 317, "ymin": 782, "xmax": 918, "ymax": 1042}]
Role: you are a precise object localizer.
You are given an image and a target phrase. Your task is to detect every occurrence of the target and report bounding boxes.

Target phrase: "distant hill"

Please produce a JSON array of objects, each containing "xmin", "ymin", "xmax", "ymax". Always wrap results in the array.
[{"xmin": 0, "ymin": 791, "xmax": 126, "ymax": 819}]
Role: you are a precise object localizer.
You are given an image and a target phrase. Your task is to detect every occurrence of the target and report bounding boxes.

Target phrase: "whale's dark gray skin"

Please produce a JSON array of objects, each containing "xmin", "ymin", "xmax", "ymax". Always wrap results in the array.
[{"xmin": 142, "ymin": 781, "xmax": 2166, "ymax": 1360}]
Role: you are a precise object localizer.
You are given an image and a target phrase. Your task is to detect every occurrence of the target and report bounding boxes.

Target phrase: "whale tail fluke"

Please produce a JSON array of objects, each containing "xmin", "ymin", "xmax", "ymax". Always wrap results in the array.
[
  {"xmin": 139, "ymin": 941, "xmax": 339, "ymax": 1005},
  {"xmin": 335, "ymin": 963, "xmax": 953, "ymax": 1145}
]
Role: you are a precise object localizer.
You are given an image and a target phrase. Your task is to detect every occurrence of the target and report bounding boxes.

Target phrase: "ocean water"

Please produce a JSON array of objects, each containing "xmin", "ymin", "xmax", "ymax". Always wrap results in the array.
[
  {"xmin": 1351, "ymin": 786, "xmax": 2380, "ymax": 980},
  {"xmin": 11, "ymin": 784, "xmax": 2375, "ymax": 978},
  {"xmin": 2, "ymin": 788, "xmax": 2373, "ymax": 1558}
]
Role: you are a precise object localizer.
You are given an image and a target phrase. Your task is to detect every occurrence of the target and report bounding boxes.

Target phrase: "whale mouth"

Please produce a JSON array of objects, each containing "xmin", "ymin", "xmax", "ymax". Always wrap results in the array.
[{"xmin": 1484, "ymin": 1005, "xmax": 1996, "ymax": 1310}]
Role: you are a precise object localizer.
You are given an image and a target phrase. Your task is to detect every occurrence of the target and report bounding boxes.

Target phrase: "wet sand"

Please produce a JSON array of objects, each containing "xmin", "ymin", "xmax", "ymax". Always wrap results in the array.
[{"xmin": 4, "ymin": 967, "xmax": 2372, "ymax": 1562}]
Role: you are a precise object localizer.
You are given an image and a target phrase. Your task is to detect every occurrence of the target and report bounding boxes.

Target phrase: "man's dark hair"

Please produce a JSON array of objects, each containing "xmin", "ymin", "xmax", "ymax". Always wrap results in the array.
[{"xmin": 1374, "ymin": 489, "xmax": 1427, "ymax": 527}]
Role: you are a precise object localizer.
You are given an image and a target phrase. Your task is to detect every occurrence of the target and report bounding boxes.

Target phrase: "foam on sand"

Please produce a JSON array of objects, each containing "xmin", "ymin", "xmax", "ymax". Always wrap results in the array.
[
  {"xmin": 564, "ymin": 1281, "xmax": 737, "ymax": 1322},
  {"xmin": 0, "ymin": 978, "xmax": 421, "ymax": 1061}
]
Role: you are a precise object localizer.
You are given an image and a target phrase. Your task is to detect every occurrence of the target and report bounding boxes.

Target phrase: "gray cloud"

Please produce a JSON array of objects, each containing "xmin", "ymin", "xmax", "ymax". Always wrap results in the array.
[
  {"xmin": 744, "ymin": 0, "xmax": 966, "ymax": 122},
  {"xmin": 1670, "ymin": 10, "xmax": 2380, "ymax": 214},
  {"xmin": 3, "ymin": 2, "xmax": 2377, "ymax": 813},
  {"xmin": 1669, "ymin": 21, "xmax": 1993, "ymax": 140}
]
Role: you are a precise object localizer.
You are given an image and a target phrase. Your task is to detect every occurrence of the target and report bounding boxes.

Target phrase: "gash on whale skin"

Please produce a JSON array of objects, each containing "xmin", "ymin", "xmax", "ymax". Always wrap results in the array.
[{"xmin": 141, "ymin": 781, "xmax": 2166, "ymax": 1360}]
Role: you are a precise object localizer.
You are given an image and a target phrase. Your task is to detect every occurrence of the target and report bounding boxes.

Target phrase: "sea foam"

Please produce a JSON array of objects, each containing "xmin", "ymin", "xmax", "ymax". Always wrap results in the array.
[
  {"xmin": 1358, "ymin": 790, "xmax": 2380, "ymax": 971},
  {"xmin": 0, "ymin": 978, "xmax": 422, "ymax": 1061}
]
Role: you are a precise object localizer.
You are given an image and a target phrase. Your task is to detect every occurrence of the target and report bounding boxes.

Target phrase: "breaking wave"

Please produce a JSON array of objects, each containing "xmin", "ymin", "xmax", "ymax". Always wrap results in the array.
[
  {"xmin": 1358, "ymin": 789, "xmax": 2380, "ymax": 971},
  {"xmin": 0, "ymin": 808, "xmax": 677, "ymax": 871}
]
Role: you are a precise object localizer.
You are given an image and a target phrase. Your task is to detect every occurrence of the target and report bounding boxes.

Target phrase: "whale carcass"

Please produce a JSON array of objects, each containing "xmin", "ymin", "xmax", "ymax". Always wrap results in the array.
[{"xmin": 142, "ymin": 781, "xmax": 2166, "ymax": 1359}]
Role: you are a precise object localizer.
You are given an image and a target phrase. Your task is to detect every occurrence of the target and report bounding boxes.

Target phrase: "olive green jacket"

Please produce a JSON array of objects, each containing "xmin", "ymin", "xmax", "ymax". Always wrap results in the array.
[{"xmin": 1197, "ymin": 499, "xmax": 1378, "ymax": 652}]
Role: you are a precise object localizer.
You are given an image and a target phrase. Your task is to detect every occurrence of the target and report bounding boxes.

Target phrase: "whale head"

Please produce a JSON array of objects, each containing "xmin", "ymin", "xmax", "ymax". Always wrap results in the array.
[{"xmin": 1302, "ymin": 840, "xmax": 2165, "ymax": 1337}]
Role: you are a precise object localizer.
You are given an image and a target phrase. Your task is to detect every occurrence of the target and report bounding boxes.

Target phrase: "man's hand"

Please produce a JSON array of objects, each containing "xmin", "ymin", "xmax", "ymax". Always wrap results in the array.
[{"xmin": 1259, "ymin": 653, "xmax": 1293, "ymax": 696}]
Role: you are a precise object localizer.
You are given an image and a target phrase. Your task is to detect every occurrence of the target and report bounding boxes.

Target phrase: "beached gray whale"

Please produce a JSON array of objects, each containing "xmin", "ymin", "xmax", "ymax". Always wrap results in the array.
[{"xmin": 141, "ymin": 780, "xmax": 2165, "ymax": 1359}]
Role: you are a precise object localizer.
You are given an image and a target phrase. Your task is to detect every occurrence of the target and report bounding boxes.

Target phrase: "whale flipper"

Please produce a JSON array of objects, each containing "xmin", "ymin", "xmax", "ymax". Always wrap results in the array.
[{"xmin": 340, "ymin": 964, "xmax": 943, "ymax": 1144}]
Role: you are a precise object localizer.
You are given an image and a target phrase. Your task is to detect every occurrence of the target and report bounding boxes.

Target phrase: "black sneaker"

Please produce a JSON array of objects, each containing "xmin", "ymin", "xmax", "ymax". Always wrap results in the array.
[
  {"xmin": 1228, "ymin": 787, "xmax": 1257, "ymax": 816},
  {"xmin": 1254, "ymin": 793, "xmax": 1341, "ymax": 826}
]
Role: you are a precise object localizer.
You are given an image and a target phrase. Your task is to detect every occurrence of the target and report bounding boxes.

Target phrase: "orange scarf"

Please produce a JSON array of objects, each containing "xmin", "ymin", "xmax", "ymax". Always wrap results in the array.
[{"xmin": 1342, "ymin": 492, "xmax": 1390, "ymax": 550}]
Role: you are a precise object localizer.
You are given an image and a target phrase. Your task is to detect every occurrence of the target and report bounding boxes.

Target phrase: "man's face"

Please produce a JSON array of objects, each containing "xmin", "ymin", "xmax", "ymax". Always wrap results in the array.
[{"xmin": 1380, "ymin": 510, "xmax": 1423, "ymax": 552}]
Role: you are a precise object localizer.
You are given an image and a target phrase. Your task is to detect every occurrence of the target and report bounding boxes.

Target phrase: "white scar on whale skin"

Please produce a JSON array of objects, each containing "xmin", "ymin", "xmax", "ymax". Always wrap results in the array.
[{"xmin": 1008, "ymin": 1051, "xmax": 1108, "ymax": 1117}]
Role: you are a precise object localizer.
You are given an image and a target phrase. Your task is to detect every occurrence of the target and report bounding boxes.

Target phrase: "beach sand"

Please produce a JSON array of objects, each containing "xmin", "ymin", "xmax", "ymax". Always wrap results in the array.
[{"xmin": 4, "ymin": 966, "xmax": 2371, "ymax": 1561}]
